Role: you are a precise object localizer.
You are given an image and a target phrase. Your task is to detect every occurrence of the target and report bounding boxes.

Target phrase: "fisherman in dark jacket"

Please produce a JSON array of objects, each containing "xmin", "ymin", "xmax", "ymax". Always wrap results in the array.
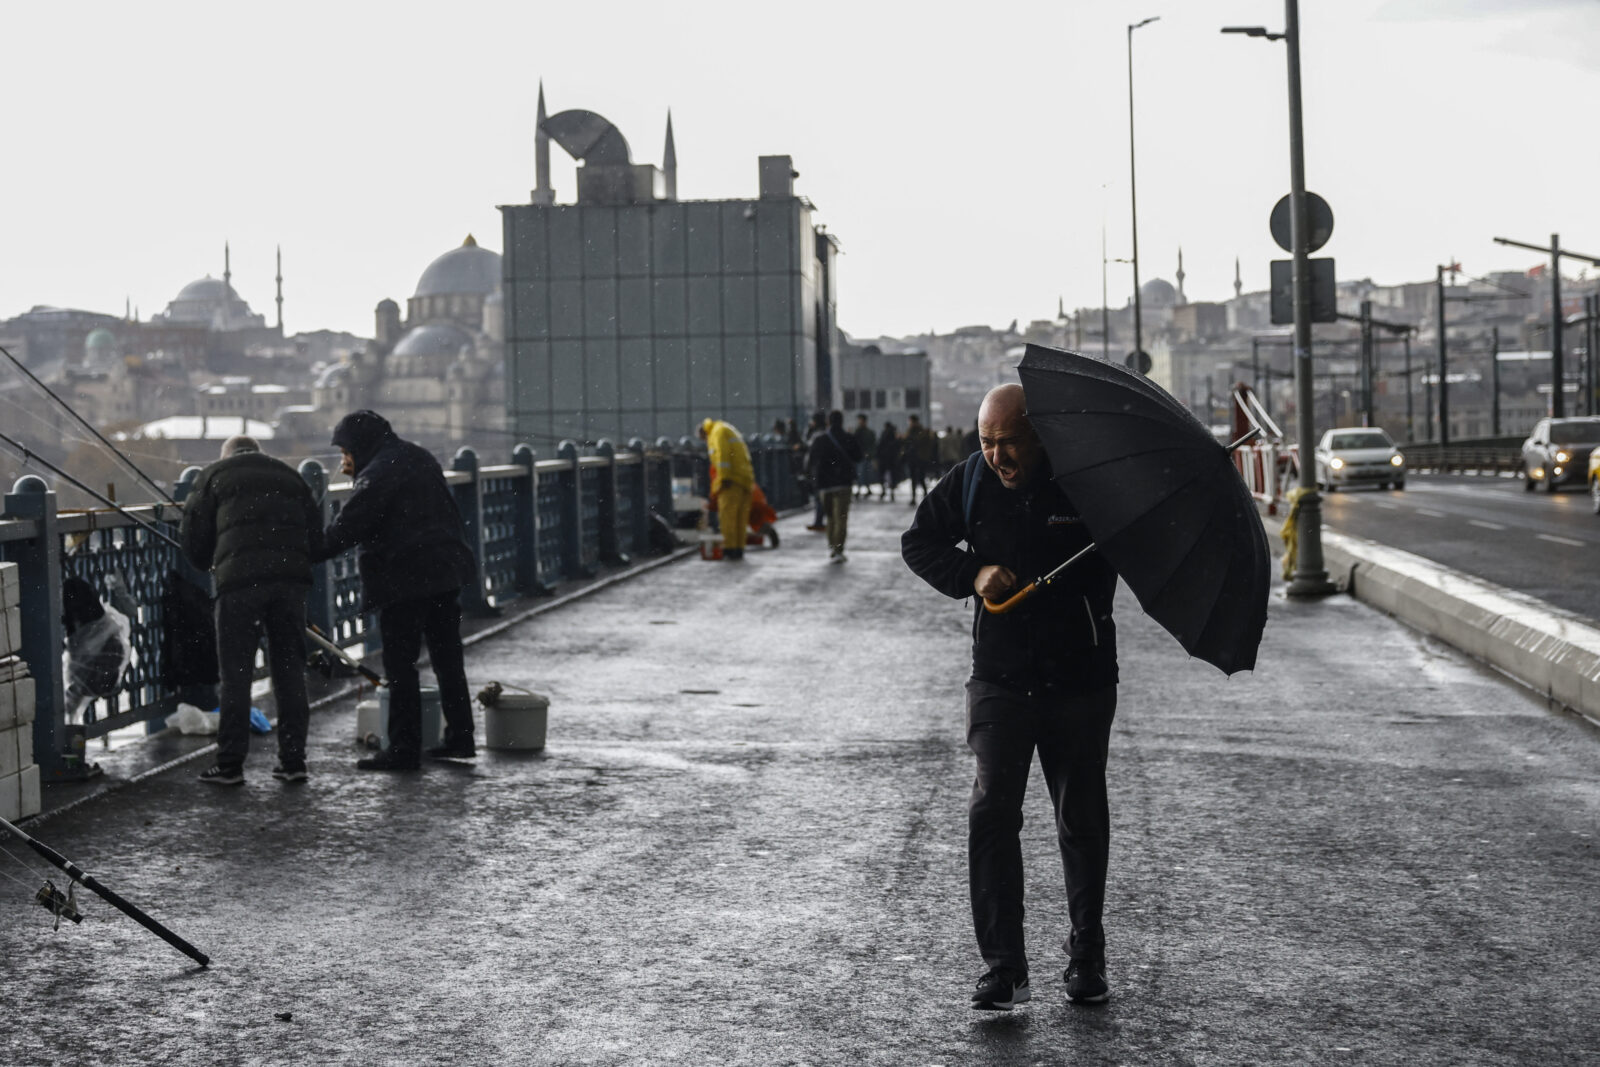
[
  {"xmin": 180, "ymin": 434, "xmax": 322, "ymax": 786},
  {"xmin": 901, "ymin": 383, "xmax": 1119, "ymax": 1012},
  {"xmin": 319, "ymin": 411, "xmax": 477, "ymax": 771}
]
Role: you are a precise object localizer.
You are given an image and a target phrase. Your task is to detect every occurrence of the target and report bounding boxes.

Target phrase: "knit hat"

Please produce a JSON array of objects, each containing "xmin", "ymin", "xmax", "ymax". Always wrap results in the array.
[{"xmin": 220, "ymin": 435, "xmax": 260, "ymax": 459}]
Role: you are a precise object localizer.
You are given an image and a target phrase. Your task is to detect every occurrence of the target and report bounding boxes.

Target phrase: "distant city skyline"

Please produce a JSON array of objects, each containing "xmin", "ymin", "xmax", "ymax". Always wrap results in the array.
[{"xmin": 6, "ymin": 0, "xmax": 1598, "ymax": 344}]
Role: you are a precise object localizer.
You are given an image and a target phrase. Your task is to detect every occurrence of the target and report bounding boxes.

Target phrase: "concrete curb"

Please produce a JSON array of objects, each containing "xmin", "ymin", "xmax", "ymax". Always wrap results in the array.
[{"xmin": 1268, "ymin": 513, "xmax": 1600, "ymax": 728}]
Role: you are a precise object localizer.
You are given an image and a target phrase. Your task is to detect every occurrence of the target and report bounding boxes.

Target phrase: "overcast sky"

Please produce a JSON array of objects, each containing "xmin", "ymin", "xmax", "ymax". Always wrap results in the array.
[{"xmin": 5, "ymin": 0, "xmax": 1598, "ymax": 344}]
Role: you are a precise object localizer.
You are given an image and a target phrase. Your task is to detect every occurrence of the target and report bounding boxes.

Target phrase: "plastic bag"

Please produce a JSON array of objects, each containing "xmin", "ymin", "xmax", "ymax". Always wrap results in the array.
[
  {"xmin": 62, "ymin": 600, "xmax": 133, "ymax": 723},
  {"xmin": 249, "ymin": 707, "xmax": 273, "ymax": 734},
  {"xmin": 165, "ymin": 702, "xmax": 220, "ymax": 735}
]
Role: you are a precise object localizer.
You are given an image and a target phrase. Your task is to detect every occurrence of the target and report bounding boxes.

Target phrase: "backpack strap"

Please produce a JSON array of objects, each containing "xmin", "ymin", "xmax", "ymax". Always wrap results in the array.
[{"xmin": 961, "ymin": 450, "xmax": 985, "ymax": 531}]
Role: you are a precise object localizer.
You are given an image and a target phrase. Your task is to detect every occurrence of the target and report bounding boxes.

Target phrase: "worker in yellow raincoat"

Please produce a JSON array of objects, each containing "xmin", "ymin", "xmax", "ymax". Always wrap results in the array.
[{"xmin": 700, "ymin": 417, "xmax": 755, "ymax": 560}]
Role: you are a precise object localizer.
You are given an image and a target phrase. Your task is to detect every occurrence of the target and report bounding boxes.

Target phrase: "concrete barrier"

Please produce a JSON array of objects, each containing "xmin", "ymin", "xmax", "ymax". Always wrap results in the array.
[{"xmin": 1271, "ymin": 516, "xmax": 1600, "ymax": 726}]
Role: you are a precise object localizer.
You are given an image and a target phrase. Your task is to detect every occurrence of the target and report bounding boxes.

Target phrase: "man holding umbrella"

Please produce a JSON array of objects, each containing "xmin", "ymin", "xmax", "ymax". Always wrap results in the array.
[{"xmin": 901, "ymin": 382, "xmax": 1119, "ymax": 1010}]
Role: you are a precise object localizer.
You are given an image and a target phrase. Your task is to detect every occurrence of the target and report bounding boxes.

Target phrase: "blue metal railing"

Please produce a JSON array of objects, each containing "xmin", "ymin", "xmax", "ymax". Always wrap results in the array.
[{"xmin": 1, "ymin": 436, "xmax": 799, "ymax": 780}]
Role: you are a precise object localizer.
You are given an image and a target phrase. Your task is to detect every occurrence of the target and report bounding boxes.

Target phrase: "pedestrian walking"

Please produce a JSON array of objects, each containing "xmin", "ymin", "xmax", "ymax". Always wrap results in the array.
[
  {"xmin": 803, "ymin": 410, "xmax": 827, "ymax": 531},
  {"xmin": 901, "ymin": 383, "xmax": 1120, "ymax": 1011},
  {"xmin": 903, "ymin": 414, "xmax": 938, "ymax": 506},
  {"xmin": 852, "ymin": 413, "xmax": 878, "ymax": 500},
  {"xmin": 699, "ymin": 416, "xmax": 755, "ymax": 561},
  {"xmin": 806, "ymin": 409, "xmax": 864, "ymax": 563},
  {"xmin": 876, "ymin": 421, "xmax": 902, "ymax": 501},
  {"xmin": 318, "ymin": 411, "xmax": 478, "ymax": 771},
  {"xmin": 179, "ymin": 435, "xmax": 321, "ymax": 785},
  {"xmin": 939, "ymin": 424, "xmax": 964, "ymax": 474}
]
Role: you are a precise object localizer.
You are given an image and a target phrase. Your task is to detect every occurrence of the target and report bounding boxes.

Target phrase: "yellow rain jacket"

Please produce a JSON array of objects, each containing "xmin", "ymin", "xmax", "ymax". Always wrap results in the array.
[{"xmin": 702, "ymin": 419, "xmax": 754, "ymax": 492}]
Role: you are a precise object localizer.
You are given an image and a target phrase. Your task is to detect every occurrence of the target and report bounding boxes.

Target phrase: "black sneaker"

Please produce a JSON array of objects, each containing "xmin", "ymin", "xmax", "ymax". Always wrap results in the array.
[
  {"xmin": 271, "ymin": 762, "xmax": 309, "ymax": 782},
  {"xmin": 198, "ymin": 764, "xmax": 244, "ymax": 786},
  {"xmin": 425, "ymin": 742, "xmax": 477, "ymax": 760},
  {"xmin": 764, "ymin": 526, "xmax": 780, "ymax": 549},
  {"xmin": 1064, "ymin": 959, "xmax": 1109, "ymax": 1003},
  {"xmin": 356, "ymin": 751, "xmax": 420, "ymax": 771},
  {"xmin": 971, "ymin": 967, "xmax": 1030, "ymax": 1011}
]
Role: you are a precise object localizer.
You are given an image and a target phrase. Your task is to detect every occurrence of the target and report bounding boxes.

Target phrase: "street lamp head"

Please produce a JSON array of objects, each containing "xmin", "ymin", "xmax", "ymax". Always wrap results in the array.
[
  {"xmin": 1131, "ymin": 15, "xmax": 1160, "ymax": 30},
  {"xmin": 1221, "ymin": 25, "xmax": 1283, "ymax": 40}
]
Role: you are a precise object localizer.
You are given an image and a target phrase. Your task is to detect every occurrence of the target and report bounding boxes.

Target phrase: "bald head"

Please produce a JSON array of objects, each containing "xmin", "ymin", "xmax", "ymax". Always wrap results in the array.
[{"xmin": 978, "ymin": 383, "xmax": 1044, "ymax": 490}]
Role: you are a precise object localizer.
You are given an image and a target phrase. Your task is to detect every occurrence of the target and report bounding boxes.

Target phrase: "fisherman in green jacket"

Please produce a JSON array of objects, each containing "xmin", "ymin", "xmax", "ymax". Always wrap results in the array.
[{"xmin": 180, "ymin": 435, "xmax": 322, "ymax": 786}]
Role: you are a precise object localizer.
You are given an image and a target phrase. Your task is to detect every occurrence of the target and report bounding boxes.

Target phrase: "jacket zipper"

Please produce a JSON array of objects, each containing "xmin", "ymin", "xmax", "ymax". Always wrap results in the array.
[{"xmin": 1083, "ymin": 596, "xmax": 1099, "ymax": 646}]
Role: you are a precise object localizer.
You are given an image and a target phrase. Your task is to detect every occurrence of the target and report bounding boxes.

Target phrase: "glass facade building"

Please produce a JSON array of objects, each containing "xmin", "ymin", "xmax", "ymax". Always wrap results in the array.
[{"xmin": 500, "ymin": 155, "xmax": 837, "ymax": 447}]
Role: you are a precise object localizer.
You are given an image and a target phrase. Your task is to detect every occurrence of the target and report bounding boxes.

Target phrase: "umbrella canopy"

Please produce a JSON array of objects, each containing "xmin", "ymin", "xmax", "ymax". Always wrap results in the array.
[{"xmin": 1017, "ymin": 343, "xmax": 1269, "ymax": 674}]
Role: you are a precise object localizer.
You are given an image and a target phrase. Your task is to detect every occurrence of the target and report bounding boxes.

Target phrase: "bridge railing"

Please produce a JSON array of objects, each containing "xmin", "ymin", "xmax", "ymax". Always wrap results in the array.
[
  {"xmin": 1398, "ymin": 437, "xmax": 1524, "ymax": 476},
  {"xmin": 0, "ymin": 435, "xmax": 799, "ymax": 781}
]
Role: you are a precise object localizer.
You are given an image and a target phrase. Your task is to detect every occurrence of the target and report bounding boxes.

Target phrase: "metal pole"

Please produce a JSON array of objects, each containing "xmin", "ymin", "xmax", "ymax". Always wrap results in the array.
[
  {"xmin": 1587, "ymin": 294, "xmax": 1597, "ymax": 416},
  {"xmin": 1404, "ymin": 335, "xmax": 1414, "ymax": 442},
  {"xmin": 1101, "ymin": 225, "xmax": 1110, "ymax": 362},
  {"xmin": 1127, "ymin": 19, "xmax": 1157, "ymax": 363},
  {"xmin": 1491, "ymin": 326, "xmax": 1501, "ymax": 436},
  {"xmin": 1436, "ymin": 265, "xmax": 1450, "ymax": 445},
  {"xmin": 1283, "ymin": 0, "xmax": 1333, "ymax": 595},
  {"xmin": 1552, "ymin": 234, "xmax": 1564, "ymax": 417},
  {"xmin": 1252, "ymin": 337, "xmax": 1261, "ymax": 405},
  {"xmin": 1360, "ymin": 299, "xmax": 1374, "ymax": 427}
]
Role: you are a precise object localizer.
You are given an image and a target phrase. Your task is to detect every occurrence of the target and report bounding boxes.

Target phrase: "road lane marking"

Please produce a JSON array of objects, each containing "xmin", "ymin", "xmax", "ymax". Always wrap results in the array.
[
  {"xmin": 1415, "ymin": 508, "xmax": 1446, "ymax": 518},
  {"xmin": 1537, "ymin": 533, "xmax": 1585, "ymax": 547},
  {"xmin": 1374, "ymin": 502, "xmax": 1399, "ymax": 510},
  {"xmin": 1468, "ymin": 520, "xmax": 1507, "ymax": 531}
]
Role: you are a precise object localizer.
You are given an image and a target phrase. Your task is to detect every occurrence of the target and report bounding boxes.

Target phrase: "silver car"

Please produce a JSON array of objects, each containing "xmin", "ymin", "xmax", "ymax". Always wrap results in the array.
[{"xmin": 1314, "ymin": 428, "xmax": 1405, "ymax": 491}]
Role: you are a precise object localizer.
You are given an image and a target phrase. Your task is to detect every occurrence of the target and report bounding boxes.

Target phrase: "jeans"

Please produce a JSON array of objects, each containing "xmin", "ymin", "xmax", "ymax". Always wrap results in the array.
[
  {"xmin": 820, "ymin": 486, "xmax": 851, "ymax": 554},
  {"xmin": 215, "ymin": 582, "xmax": 311, "ymax": 770},
  {"xmin": 965, "ymin": 678, "xmax": 1117, "ymax": 974},
  {"xmin": 379, "ymin": 590, "xmax": 474, "ymax": 757}
]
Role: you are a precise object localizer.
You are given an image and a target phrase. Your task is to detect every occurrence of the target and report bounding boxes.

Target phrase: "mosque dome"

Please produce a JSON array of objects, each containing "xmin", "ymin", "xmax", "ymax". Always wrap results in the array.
[
  {"xmin": 175, "ymin": 276, "xmax": 234, "ymax": 303},
  {"xmin": 413, "ymin": 235, "xmax": 502, "ymax": 299},
  {"xmin": 84, "ymin": 328, "xmax": 117, "ymax": 359},
  {"xmin": 393, "ymin": 321, "xmax": 474, "ymax": 360},
  {"xmin": 316, "ymin": 362, "xmax": 353, "ymax": 389},
  {"xmin": 1140, "ymin": 278, "xmax": 1178, "ymax": 308}
]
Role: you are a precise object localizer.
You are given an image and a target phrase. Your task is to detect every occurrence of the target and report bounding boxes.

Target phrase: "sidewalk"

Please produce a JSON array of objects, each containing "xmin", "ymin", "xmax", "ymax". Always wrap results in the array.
[{"xmin": 2, "ymin": 493, "xmax": 1598, "ymax": 1066}]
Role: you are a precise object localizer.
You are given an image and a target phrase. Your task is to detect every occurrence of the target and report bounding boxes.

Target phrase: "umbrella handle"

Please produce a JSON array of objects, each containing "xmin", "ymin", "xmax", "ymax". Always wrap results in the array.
[{"xmin": 982, "ymin": 582, "xmax": 1037, "ymax": 615}]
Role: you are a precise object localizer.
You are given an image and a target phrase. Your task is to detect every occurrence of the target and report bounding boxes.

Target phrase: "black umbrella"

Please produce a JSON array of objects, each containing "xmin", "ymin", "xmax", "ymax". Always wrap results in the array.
[{"xmin": 1006, "ymin": 343, "xmax": 1270, "ymax": 675}]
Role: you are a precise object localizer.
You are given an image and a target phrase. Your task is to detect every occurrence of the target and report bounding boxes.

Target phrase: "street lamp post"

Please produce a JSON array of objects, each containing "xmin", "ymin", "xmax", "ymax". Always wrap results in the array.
[
  {"xmin": 1223, "ymin": 1, "xmax": 1335, "ymax": 596},
  {"xmin": 1493, "ymin": 233, "xmax": 1600, "ymax": 418},
  {"xmin": 1128, "ymin": 15, "xmax": 1159, "ymax": 365}
]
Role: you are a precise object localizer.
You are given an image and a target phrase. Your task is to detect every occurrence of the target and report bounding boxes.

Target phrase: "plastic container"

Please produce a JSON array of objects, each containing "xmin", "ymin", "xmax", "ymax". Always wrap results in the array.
[
  {"xmin": 360, "ymin": 687, "xmax": 444, "ymax": 751},
  {"xmin": 481, "ymin": 684, "xmax": 548, "ymax": 751}
]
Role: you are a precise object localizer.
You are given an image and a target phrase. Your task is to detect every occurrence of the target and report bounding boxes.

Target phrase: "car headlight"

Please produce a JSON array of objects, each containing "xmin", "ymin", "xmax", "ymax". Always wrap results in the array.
[
  {"xmin": 1329, "ymin": 457, "xmax": 1345, "ymax": 470},
  {"xmin": 1557, "ymin": 450, "xmax": 1572, "ymax": 463},
  {"xmin": 1389, "ymin": 454, "xmax": 1404, "ymax": 467}
]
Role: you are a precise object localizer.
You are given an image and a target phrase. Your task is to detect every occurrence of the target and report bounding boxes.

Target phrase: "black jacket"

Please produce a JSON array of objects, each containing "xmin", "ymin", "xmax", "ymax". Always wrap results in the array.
[
  {"xmin": 319, "ymin": 411, "xmax": 475, "ymax": 611},
  {"xmin": 901, "ymin": 458, "xmax": 1118, "ymax": 693},
  {"xmin": 807, "ymin": 427, "xmax": 864, "ymax": 491},
  {"xmin": 179, "ymin": 452, "xmax": 321, "ymax": 596}
]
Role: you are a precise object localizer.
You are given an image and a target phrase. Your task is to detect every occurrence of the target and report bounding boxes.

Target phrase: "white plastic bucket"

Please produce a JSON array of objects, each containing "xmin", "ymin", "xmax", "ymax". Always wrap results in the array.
[{"xmin": 484, "ymin": 691, "xmax": 548, "ymax": 751}]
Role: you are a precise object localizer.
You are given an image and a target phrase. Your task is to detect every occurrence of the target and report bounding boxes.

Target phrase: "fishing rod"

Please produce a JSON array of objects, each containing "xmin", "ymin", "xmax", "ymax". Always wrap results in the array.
[
  {"xmin": 0, "ymin": 813, "xmax": 209, "ymax": 966},
  {"xmin": 0, "ymin": 342, "xmax": 175, "ymax": 505},
  {"xmin": 0, "ymin": 428, "xmax": 385, "ymax": 687}
]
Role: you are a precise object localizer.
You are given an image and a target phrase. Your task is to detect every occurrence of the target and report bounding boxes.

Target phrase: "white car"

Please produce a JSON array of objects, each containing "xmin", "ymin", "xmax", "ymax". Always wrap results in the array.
[{"xmin": 1314, "ymin": 428, "xmax": 1405, "ymax": 491}]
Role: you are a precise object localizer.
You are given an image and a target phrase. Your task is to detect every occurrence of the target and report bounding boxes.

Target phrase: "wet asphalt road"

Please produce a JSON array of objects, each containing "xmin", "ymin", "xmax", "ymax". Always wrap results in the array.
[
  {"xmin": 1319, "ymin": 473, "xmax": 1600, "ymax": 619},
  {"xmin": 2, "ymin": 494, "xmax": 1599, "ymax": 1065}
]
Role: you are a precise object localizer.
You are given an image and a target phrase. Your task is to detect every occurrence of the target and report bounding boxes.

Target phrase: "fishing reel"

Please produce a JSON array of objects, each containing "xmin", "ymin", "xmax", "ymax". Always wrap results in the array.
[{"xmin": 36, "ymin": 879, "xmax": 83, "ymax": 929}]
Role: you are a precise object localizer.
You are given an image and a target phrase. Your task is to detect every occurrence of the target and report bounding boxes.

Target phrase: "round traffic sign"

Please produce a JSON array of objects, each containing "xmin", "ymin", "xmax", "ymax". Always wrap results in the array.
[
  {"xmin": 1270, "ymin": 193, "xmax": 1334, "ymax": 254},
  {"xmin": 1125, "ymin": 349, "xmax": 1153, "ymax": 375}
]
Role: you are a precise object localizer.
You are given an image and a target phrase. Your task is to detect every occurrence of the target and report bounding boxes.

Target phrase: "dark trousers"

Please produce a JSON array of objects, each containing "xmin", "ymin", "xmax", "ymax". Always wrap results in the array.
[
  {"xmin": 379, "ymin": 590, "xmax": 473, "ymax": 757},
  {"xmin": 215, "ymin": 582, "xmax": 311, "ymax": 770},
  {"xmin": 965, "ymin": 678, "xmax": 1117, "ymax": 974}
]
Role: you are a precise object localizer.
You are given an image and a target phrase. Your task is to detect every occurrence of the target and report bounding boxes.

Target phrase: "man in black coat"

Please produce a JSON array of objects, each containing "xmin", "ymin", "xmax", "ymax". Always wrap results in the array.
[
  {"xmin": 180, "ymin": 435, "xmax": 322, "ymax": 785},
  {"xmin": 901, "ymin": 383, "xmax": 1119, "ymax": 1011},
  {"xmin": 320, "ymin": 411, "xmax": 477, "ymax": 771},
  {"xmin": 805, "ymin": 409, "xmax": 864, "ymax": 563}
]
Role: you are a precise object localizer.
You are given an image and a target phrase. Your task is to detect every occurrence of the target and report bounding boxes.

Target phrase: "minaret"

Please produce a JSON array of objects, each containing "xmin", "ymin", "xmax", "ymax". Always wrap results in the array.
[
  {"xmin": 1175, "ymin": 247, "xmax": 1187, "ymax": 305},
  {"xmin": 1057, "ymin": 296, "xmax": 1065, "ymax": 320},
  {"xmin": 663, "ymin": 110, "xmax": 677, "ymax": 201},
  {"xmin": 275, "ymin": 245, "xmax": 284, "ymax": 332},
  {"xmin": 1233, "ymin": 256, "xmax": 1243, "ymax": 299},
  {"xmin": 223, "ymin": 241, "xmax": 232, "ymax": 293},
  {"xmin": 533, "ymin": 81, "xmax": 554, "ymax": 206}
]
